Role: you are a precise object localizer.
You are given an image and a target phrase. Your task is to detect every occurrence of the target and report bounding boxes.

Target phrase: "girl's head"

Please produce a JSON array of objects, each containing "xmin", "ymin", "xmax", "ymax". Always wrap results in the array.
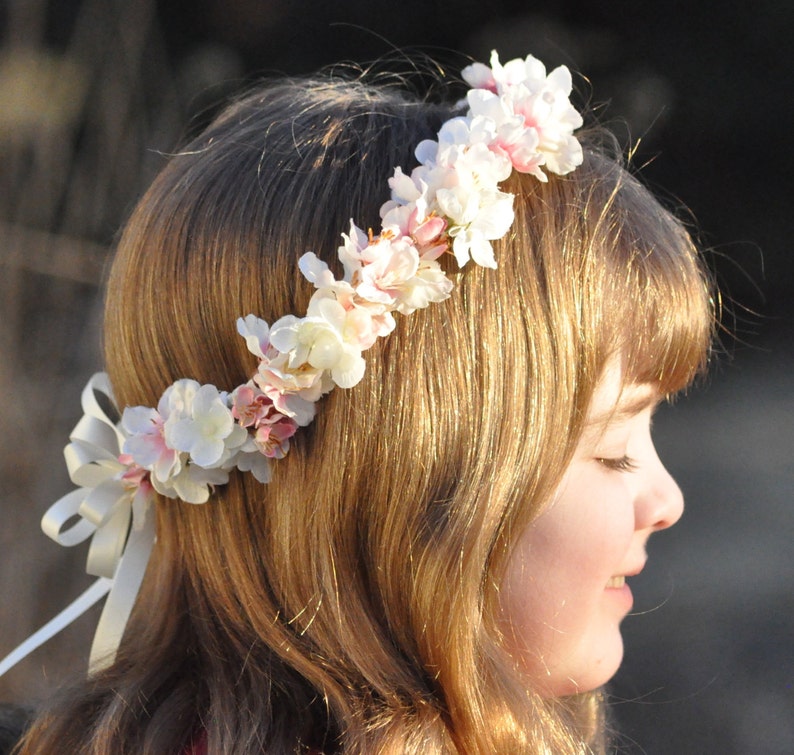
[{"xmin": 93, "ymin": 58, "xmax": 713, "ymax": 751}]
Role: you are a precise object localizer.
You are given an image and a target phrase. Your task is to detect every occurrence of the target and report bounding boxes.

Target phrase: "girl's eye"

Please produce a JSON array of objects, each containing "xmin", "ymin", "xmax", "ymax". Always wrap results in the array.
[{"xmin": 596, "ymin": 455, "xmax": 638, "ymax": 473}]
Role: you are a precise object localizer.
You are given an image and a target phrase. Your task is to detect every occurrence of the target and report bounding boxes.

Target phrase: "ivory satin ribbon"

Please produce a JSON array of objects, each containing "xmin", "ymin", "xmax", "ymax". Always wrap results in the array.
[{"xmin": 0, "ymin": 373, "xmax": 154, "ymax": 677}]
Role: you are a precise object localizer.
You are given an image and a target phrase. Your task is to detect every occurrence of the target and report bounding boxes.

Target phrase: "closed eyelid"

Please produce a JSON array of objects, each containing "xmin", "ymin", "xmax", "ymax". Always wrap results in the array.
[{"xmin": 596, "ymin": 455, "xmax": 638, "ymax": 472}]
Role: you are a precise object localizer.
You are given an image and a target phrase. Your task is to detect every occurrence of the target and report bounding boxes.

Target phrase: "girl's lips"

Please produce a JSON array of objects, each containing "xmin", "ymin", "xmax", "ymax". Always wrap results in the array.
[
  {"xmin": 607, "ymin": 560, "xmax": 647, "ymax": 588},
  {"xmin": 605, "ymin": 575, "xmax": 634, "ymax": 612}
]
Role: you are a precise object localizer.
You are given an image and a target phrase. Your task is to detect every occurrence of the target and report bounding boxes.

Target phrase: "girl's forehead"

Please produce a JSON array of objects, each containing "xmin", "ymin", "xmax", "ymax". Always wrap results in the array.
[{"xmin": 588, "ymin": 360, "xmax": 660, "ymax": 428}]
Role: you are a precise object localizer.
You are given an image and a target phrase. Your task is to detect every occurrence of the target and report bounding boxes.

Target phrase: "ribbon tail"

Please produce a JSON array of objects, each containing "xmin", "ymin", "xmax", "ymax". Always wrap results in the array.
[
  {"xmin": 0, "ymin": 578, "xmax": 113, "ymax": 678},
  {"xmin": 88, "ymin": 509, "xmax": 156, "ymax": 673}
]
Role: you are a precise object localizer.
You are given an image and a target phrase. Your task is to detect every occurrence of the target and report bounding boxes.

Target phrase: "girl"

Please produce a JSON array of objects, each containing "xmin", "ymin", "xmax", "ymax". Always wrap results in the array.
[{"xmin": 6, "ymin": 51, "xmax": 713, "ymax": 753}]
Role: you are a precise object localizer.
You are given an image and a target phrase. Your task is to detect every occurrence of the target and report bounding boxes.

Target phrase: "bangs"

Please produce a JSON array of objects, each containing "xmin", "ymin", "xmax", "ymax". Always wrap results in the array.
[
  {"xmin": 580, "ymin": 156, "xmax": 715, "ymax": 397},
  {"xmin": 492, "ymin": 145, "xmax": 714, "ymax": 472},
  {"xmin": 619, "ymin": 237, "xmax": 714, "ymax": 396}
]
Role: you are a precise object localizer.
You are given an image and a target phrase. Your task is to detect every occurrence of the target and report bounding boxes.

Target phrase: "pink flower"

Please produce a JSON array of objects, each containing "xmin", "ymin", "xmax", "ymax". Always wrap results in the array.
[
  {"xmin": 352, "ymin": 229, "xmax": 453, "ymax": 314},
  {"xmin": 354, "ymin": 230, "xmax": 420, "ymax": 298},
  {"xmin": 381, "ymin": 201, "xmax": 449, "ymax": 261},
  {"xmin": 231, "ymin": 384, "xmax": 273, "ymax": 428},
  {"xmin": 464, "ymin": 50, "xmax": 583, "ymax": 180},
  {"xmin": 410, "ymin": 210, "xmax": 448, "ymax": 258},
  {"xmin": 254, "ymin": 415, "xmax": 298, "ymax": 459},
  {"xmin": 230, "ymin": 384, "xmax": 299, "ymax": 458},
  {"xmin": 122, "ymin": 406, "xmax": 182, "ymax": 484},
  {"xmin": 117, "ymin": 454, "xmax": 152, "ymax": 492}
]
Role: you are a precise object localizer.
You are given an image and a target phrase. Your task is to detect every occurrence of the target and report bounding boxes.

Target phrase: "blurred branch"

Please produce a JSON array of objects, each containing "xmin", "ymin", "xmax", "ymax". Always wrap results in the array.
[{"xmin": 0, "ymin": 222, "xmax": 106, "ymax": 285}]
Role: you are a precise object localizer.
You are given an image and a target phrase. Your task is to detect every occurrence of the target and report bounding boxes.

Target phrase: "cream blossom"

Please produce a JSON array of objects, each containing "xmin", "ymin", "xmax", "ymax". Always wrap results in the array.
[
  {"xmin": 253, "ymin": 350, "xmax": 325, "ymax": 424},
  {"xmin": 302, "ymin": 249, "xmax": 397, "ymax": 344},
  {"xmin": 237, "ymin": 314, "xmax": 272, "ymax": 360},
  {"xmin": 269, "ymin": 299, "xmax": 368, "ymax": 389},
  {"xmin": 227, "ymin": 442, "xmax": 272, "ymax": 484},
  {"xmin": 164, "ymin": 382, "xmax": 247, "ymax": 469},
  {"xmin": 151, "ymin": 461, "xmax": 229, "ymax": 504}
]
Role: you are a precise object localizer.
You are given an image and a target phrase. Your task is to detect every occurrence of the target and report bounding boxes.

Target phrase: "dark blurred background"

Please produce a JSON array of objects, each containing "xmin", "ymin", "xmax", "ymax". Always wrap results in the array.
[{"xmin": 0, "ymin": 1, "xmax": 791, "ymax": 752}]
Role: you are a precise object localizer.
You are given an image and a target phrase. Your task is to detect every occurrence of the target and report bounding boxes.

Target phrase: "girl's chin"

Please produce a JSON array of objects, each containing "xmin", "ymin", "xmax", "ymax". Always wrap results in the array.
[{"xmin": 515, "ymin": 635, "xmax": 625, "ymax": 698}]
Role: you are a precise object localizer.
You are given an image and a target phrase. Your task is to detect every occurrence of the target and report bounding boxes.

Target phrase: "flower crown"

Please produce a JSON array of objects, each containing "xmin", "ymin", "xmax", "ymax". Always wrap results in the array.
[
  {"xmin": 0, "ymin": 51, "xmax": 583, "ymax": 676},
  {"xmin": 121, "ymin": 50, "xmax": 583, "ymax": 504}
]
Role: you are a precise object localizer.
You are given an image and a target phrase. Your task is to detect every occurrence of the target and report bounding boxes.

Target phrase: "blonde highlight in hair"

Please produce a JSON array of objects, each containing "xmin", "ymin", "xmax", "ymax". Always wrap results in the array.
[{"xmin": 19, "ymin": 71, "xmax": 713, "ymax": 754}]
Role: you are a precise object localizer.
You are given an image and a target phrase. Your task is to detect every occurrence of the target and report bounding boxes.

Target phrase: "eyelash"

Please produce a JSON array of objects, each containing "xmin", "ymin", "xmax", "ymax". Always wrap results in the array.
[{"xmin": 597, "ymin": 455, "xmax": 638, "ymax": 473}]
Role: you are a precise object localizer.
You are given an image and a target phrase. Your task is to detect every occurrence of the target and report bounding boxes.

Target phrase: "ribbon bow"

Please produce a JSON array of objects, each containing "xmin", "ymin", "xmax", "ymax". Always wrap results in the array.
[{"xmin": 0, "ymin": 373, "xmax": 155, "ymax": 676}]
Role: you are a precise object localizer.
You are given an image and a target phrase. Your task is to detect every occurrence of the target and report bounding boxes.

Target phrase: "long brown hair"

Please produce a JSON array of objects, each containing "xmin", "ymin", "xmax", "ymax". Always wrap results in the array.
[{"xmin": 18, "ymin": 71, "xmax": 713, "ymax": 754}]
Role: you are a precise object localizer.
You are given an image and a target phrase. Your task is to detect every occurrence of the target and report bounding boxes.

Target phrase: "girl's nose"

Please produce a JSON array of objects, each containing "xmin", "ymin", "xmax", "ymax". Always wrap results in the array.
[{"xmin": 637, "ymin": 457, "xmax": 685, "ymax": 532}]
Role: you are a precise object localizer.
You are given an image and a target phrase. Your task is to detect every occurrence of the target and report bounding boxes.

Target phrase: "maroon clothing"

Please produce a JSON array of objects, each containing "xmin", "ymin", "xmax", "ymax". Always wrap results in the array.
[{"xmin": 184, "ymin": 732, "xmax": 207, "ymax": 754}]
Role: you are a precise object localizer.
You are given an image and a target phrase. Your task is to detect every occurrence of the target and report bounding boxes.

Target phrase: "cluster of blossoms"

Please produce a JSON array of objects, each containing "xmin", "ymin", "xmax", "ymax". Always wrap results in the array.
[{"xmin": 117, "ymin": 51, "xmax": 583, "ymax": 504}]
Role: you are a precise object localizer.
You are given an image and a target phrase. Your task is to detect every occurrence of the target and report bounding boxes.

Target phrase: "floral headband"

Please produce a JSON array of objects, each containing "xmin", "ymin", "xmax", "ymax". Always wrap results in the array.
[{"xmin": 0, "ymin": 51, "xmax": 583, "ymax": 676}]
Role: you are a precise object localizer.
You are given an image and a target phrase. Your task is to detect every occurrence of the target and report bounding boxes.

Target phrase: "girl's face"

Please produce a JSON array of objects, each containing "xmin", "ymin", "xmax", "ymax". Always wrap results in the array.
[{"xmin": 499, "ymin": 361, "xmax": 684, "ymax": 696}]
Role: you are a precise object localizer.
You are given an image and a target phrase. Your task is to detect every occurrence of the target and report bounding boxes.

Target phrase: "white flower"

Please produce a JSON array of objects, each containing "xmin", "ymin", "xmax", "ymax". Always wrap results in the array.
[
  {"xmin": 253, "ymin": 349, "xmax": 326, "ymax": 425},
  {"xmin": 164, "ymin": 382, "xmax": 247, "ymax": 468},
  {"xmin": 427, "ymin": 117, "xmax": 510, "ymax": 177},
  {"xmin": 269, "ymin": 299, "xmax": 367, "ymax": 389},
  {"xmin": 386, "ymin": 119, "xmax": 509, "ymax": 219},
  {"xmin": 460, "ymin": 60, "xmax": 498, "ymax": 92},
  {"xmin": 224, "ymin": 438, "xmax": 273, "ymax": 484},
  {"xmin": 237, "ymin": 315, "xmax": 272, "ymax": 359},
  {"xmin": 396, "ymin": 118, "xmax": 515, "ymax": 268},
  {"xmin": 150, "ymin": 462, "xmax": 230, "ymax": 504},
  {"xmin": 429, "ymin": 162, "xmax": 514, "ymax": 269}
]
